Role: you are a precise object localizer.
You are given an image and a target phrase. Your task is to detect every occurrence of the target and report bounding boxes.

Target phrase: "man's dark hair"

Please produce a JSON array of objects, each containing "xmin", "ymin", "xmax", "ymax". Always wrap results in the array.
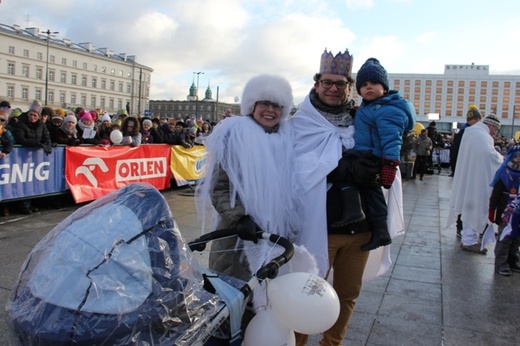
[{"xmin": 313, "ymin": 73, "xmax": 354, "ymax": 84}]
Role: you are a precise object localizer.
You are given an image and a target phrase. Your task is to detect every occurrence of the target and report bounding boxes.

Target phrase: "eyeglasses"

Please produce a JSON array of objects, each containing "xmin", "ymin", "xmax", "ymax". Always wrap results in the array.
[
  {"xmin": 319, "ymin": 79, "xmax": 349, "ymax": 90},
  {"xmin": 256, "ymin": 101, "xmax": 283, "ymax": 112}
]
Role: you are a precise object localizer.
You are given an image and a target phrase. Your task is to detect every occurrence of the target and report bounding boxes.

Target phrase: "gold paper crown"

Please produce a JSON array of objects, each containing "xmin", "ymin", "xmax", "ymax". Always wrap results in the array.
[{"xmin": 319, "ymin": 49, "xmax": 354, "ymax": 77}]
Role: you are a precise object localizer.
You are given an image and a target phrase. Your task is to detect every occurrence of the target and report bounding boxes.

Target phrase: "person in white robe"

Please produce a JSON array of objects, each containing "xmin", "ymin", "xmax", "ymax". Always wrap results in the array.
[
  {"xmin": 290, "ymin": 49, "xmax": 406, "ymax": 346},
  {"xmin": 447, "ymin": 113, "xmax": 503, "ymax": 253}
]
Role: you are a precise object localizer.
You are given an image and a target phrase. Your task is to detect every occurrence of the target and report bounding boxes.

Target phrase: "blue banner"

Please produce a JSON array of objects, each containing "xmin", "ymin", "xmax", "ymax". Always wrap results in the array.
[{"xmin": 0, "ymin": 146, "xmax": 67, "ymax": 201}]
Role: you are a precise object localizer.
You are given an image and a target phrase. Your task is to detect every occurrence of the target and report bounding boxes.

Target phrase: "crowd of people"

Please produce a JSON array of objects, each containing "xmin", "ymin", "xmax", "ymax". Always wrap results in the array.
[
  {"xmin": 0, "ymin": 99, "xmax": 218, "ymax": 216},
  {"xmin": 2, "ymin": 45, "xmax": 520, "ymax": 346}
]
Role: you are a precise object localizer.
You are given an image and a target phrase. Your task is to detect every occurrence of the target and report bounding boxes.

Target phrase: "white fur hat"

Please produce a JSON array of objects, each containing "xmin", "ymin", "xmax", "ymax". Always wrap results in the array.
[{"xmin": 241, "ymin": 74, "xmax": 293, "ymax": 119}]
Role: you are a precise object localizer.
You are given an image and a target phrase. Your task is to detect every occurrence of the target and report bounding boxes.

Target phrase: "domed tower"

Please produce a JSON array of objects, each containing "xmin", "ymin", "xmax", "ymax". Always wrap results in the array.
[
  {"xmin": 187, "ymin": 79, "xmax": 197, "ymax": 101},
  {"xmin": 204, "ymin": 81, "xmax": 213, "ymax": 101}
]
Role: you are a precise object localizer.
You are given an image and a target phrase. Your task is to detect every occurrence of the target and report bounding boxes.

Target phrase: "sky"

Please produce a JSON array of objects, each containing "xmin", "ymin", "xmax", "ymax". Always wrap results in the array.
[{"xmin": 1, "ymin": 0, "xmax": 520, "ymax": 106}]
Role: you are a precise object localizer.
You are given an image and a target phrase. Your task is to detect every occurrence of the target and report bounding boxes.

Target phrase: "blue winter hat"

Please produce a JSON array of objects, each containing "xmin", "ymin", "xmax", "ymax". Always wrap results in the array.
[{"xmin": 355, "ymin": 58, "xmax": 389, "ymax": 95}]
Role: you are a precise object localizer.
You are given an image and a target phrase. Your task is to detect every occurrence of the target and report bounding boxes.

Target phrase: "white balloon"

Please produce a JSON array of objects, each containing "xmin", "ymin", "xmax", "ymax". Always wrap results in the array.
[
  {"xmin": 109, "ymin": 130, "xmax": 123, "ymax": 144},
  {"xmin": 268, "ymin": 272, "xmax": 340, "ymax": 334},
  {"xmin": 243, "ymin": 308, "xmax": 295, "ymax": 346}
]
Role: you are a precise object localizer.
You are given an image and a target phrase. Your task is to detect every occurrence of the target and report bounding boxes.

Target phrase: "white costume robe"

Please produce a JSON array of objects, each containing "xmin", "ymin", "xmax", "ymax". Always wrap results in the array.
[
  {"xmin": 291, "ymin": 94, "xmax": 405, "ymax": 280},
  {"xmin": 447, "ymin": 122, "xmax": 503, "ymax": 237}
]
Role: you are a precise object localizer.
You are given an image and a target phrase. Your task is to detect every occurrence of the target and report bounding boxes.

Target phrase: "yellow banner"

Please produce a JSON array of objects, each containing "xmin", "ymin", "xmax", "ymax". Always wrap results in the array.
[{"xmin": 170, "ymin": 145, "xmax": 207, "ymax": 186}]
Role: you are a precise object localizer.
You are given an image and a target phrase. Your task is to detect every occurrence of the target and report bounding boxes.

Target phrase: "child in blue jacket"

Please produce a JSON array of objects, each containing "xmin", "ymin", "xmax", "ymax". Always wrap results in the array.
[{"xmin": 333, "ymin": 58, "xmax": 415, "ymax": 251}]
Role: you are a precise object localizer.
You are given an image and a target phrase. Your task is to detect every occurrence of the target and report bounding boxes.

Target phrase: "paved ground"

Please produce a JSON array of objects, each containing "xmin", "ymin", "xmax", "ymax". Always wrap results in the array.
[{"xmin": 1, "ymin": 173, "xmax": 520, "ymax": 345}]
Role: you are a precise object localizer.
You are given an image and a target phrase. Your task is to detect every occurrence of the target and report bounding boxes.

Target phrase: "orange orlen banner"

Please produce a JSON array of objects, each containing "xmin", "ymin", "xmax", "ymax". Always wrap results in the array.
[
  {"xmin": 170, "ymin": 145, "xmax": 207, "ymax": 186},
  {"xmin": 66, "ymin": 145, "xmax": 172, "ymax": 203}
]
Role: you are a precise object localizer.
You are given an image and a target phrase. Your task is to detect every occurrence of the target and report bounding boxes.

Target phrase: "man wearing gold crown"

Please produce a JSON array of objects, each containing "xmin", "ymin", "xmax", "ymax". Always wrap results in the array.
[{"xmin": 291, "ymin": 49, "xmax": 406, "ymax": 346}]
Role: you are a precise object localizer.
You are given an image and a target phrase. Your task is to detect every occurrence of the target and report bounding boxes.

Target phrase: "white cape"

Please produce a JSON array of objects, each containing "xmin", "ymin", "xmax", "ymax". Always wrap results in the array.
[
  {"xmin": 291, "ymin": 94, "xmax": 405, "ymax": 280},
  {"xmin": 446, "ymin": 122, "xmax": 503, "ymax": 232}
]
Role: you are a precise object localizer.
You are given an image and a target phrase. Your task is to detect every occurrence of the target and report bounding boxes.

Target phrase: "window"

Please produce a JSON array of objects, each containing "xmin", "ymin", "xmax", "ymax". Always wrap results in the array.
[
  {"xmin": 22, "ymin": 88, "xmax": 28, "ymax": 100},
  {"xmin": 111, "ymin": 68, "xmax": 115, "ymax": 75},
  {"xmin": 504, "ymin": 89, "xmax": 510, "ymax": 95},
  {"xmin": 447, "ymin": 88, "xmax": 453, "ymax": 94},
  {"xmin": 481, "ymin": 81, "xmax": 488, "ymax": 87},
  {"xmin": 504, "ymin": 82, "xmax": 511, "ymax": 88},
  {"xmin": 60, "ymin": 92, "xmax": 66, "ymax": 103},
  {"xmin": 492, "ymin": 96, "xmax": 498, "ymax": 102},
  {"xmin": 71, "ymin": 93, "xmax": 76, "ymax": 104},
  {"xmin": 425, "ymin": 94, "xmax": 431, "ymax": 101},
  {"xmin": 469, "ymin": 88, "xmax": 475, "ymax": 94},
  {"xmin": 425, "ymin": 87, "xmax": 431, "ymax": 93},
  {"xmin": 469, "ymin": 96, "xmax": 475, "ymax": 102},
  {"xmin": 480, "ymin": 96, "xmax": 486, "ymax": 102},
  {"xmin": 62, "ymin": 58, "xmax": 67, "ymax": 65},
  {"xmin": 469, "ymin": 81, "xmax": 476, "ymax": 87},
  {"xmin": 81, "ymin": 95, "xmax": 87, "ymax": 105},
  {"xmin": 492, "ymin": 81, "xmax": 499, "ymax": 88},
  {"xmin": 92, "ymin": 78, "xmax": 97, "ymax": 88},
  {"xmin": 49, "ymin": 70, "xmax": 55, "ymax": 82},
  {"xmin": 91, "ymin": 96, "xmax": 96, "ymax": 107},
  {"xmin": 126, "ymin": 84, "xmax": 131, "ymax": 93},
  {"xmin": 436, "ymin": 80, "xmax": 443, "ymax": 86},
  {"xmin": 503, "ymin": 97, "xmax": 510, "ymax": 103},
  {"xmin": 404, "ymin": 80, "xmax": 410, "ymax": 85},
  {"xmin": 50, "ymin": 55, "xmax": 55, "ymax": 63},
  {"xmin": 8, "ymin": 62, "xmax": 15, "ymax": 75},
  {"xmin": 447, "ymin": 95, "xmax": 453, "ymax": 101},
  {"xmin": 7, "ymin": 86, "xmax": 14, "ymax": 98},
  {"xmin": 436, "ymin": 88, "xmax": 442, "ymax": 94},
  {"xmin": 71, "ymin": 74, "xmax": 77, "ymax": 85},
  {"xmin": 127, "ymin": 72, "xmax": 132, "ymax": 78},
  {"xmin": 119, "ymin": 70, "xmax": 123, "ymax": 77},
  {"xmin": 35, "ymin": 90, "xmax": 42, "ymax": 100},
  {"xmin": 73, "ymin": 60, "xmax": 78, "ymax": 68},
  {"xmin": 100, "ymin": 98, "xmax": 105, "ymax": 109},
  {"xmin": 481, "ymin": 89, "xmax": 487, "ymax": 95},
  {"xmin": 492, "ymin": 89, "xmax": 498, "ymax": 95},
  {"xmin": 102, "ymin": 66, "xmax": 106, "ymax": 73},
  {"xmin": 415, "ymin": 80, "xmax": 421, "ymax": 86},
  {"xmin": 118, "ymin": 82, "xmax": 123, "ymax": 92},
  {"xmin": 23, "ymin": 49, "xmax": 29, "ymax": 57},
  {"xmin": 61, "ymin": 72, "xmax": 67, "ymax": 83},
  {"xmin": 110, "ymin": 81, "xmax": 115, "ymax": 91},
  {"xmin": 101, "ymin": 79, "xmax": 106, "ymax": 89},
  {"xmin": 48, "ymin": 91, "xmax": 54, "ymax": 103},
  {"xmin": 457, "ymin": 95, "xmax": 464, "ymax": 102},
  {"xmin": 8, "ymin": 46, "xmax": 15, "ymax": 54},
  {"xmin": 82, "ymin": 76, "xmax": 87, "ymax": 87},
  {"xmin": 414, "ymin": 87, "xmax": 421, "ymax": 93},
  {"xmin": 458, "ymin": 81, "xmax": 465, "ymax": 87},
  {"xmin": 436, "ymin": 95, "xmax": 442, "ymax": 101},
  {"xmin": 22, "ymin": 65, "xmax": 29, "ymax": 77},
  {"xmin": 458, "ymin": 88, "xmax": 464, "ymax": 94},
  {"xmin": 118, "ymin": 100, "xmax": 122, "ymax": 109},
  {"xmin": 447, "ymin": 81, "xmax": 454, "ymax": 86},
  {"xmin": 37, "ymin": 52, "xmax": 43, "ymax": 60},
  {"xmin": 93, "ymin": 64, "xmax": 97, "ymax": 72},
  {"xmin": 83, "ymin": 62, "xmax": 88, "ymax": 69},
  {"xmin": 404, "ymin": 87, "xmax": 410, "ymax": 93},
  {"xmin": 425, "ymin": 80, "xmax": 432, "ymax": 86},
  {"xmin": 109, "ymin": 99, "xmax": 114, "ymax": 109}
]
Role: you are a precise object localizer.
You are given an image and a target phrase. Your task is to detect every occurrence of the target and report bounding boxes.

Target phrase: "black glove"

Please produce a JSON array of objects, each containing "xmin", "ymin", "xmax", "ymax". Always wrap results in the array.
[
  {"xmin": 341, "ymin": 150, "xmax": 382, "ymax": 188},
  {"xmin": 41, "ymin": 144, "xmax": 53, "ymax": 155},
  {"xmin": 237, "ymin": 215, "xmax": 260, "ymax": 244}
]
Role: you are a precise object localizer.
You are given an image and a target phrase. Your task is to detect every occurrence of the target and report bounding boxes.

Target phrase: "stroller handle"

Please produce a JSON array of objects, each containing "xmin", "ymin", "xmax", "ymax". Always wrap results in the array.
[{"xmin": 188, "ymin": 229, "xmax": 295, "ymax": 281}]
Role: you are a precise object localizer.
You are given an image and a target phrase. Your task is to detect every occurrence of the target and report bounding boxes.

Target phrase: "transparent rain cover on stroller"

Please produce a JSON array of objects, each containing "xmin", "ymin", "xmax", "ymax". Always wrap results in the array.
[{"xmin": 6, "ymin": 183, "xmax": 227, "ymax": 345}]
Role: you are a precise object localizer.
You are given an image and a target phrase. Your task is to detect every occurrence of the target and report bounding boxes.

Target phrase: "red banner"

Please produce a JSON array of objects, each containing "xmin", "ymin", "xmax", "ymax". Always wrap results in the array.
[{"xmin": 65, "ymin": 145, "xmax": 172, "ymax": 203}]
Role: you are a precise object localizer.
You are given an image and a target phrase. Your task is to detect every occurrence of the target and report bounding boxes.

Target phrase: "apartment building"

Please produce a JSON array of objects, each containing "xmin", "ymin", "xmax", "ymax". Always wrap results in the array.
[{"xmin": 0, "ymin": 23, "xmax": 153, "ymax": 115}]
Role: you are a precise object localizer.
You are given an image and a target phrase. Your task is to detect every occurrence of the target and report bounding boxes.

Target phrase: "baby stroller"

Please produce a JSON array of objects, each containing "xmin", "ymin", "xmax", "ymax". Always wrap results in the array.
[{"xmin": 5, "ymin": 183, "xmax": 294, "ymax": 345}]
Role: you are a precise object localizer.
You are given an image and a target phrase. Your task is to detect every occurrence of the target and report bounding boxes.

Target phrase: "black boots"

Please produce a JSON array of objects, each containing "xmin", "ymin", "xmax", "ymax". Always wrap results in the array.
[
  {"xmin": 361, "ymin": 219, "xmax": 392, "ymax": 251},
  {"xmin": 332, "ymin": 186, "xmax": 365, "ymax": 227}
]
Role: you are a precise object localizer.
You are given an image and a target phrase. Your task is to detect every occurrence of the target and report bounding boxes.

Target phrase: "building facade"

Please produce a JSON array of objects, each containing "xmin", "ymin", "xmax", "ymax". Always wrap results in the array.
[
  {"xmin": 0, "ymin": 23, "xmax": 153, "ymax": 115},
  {"xmin": 354, "ymin": 63, "xmax": 520, "ymax": 135},
  {"xmin": 150, "ymin": 82, "xmax": 240, "ymax": 122}
]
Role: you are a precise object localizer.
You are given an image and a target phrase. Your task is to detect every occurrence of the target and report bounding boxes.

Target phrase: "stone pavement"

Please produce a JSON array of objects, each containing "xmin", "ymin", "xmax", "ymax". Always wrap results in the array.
[{"xmin": 1, "ymin": 174, "xmax": 520, "ymax": 345}]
